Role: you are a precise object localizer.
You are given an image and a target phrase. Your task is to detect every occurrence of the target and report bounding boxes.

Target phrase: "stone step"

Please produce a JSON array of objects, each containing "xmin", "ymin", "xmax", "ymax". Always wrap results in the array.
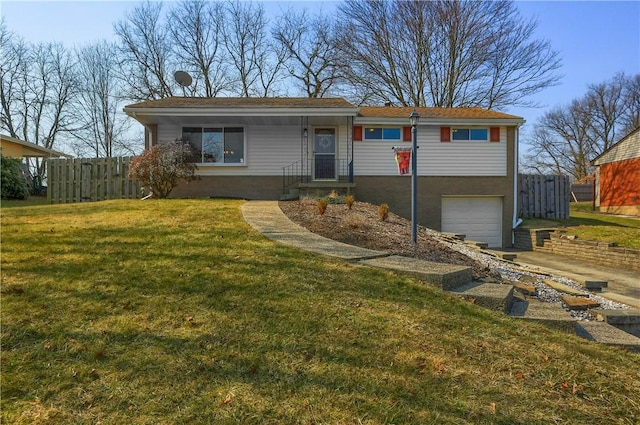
[
  {"xmin": 576, "ymin": 321, "xmax": 640, "ymax": 352},
  {"xmin": 583, "ymin": 280, "xmax": 608, "ymax": 291},
  {"xmin": 512, "ymin": 282, "xmax": 537, "ymax": 296},
  {"xmin": 596, "ymin": 309, "xmax": 640, "ymax": 337},
  {"xmin": 450, "ymin": 281, "xmax": 515, "ymax": 313},
  {"xmin": 561, "ymin": 296, "xmax": 601, "ymax": 311},
  {"xmin": 359, "ymin": 255, "xmax": 472, "ymax": 290},
  {"xmin": 509, "ymin": 298, "xmax": 576, "ymax": 333},
  {"xmin": 543, "ymin": 279, "xmax": 588, "ymax": 296},
  {"xmin": 484, "ymin": 250, "xmax": 518, "ymax": 261},
  {"xmin": 465, "ymin": 240, "xmax": 488, "ymax": 249}
]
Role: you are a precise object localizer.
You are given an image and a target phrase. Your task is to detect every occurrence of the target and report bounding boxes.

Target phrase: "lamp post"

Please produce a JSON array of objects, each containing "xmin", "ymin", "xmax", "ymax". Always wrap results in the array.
[{"xmin": 409, "ymin": 109, "xmax": 420, "ymax": 243}]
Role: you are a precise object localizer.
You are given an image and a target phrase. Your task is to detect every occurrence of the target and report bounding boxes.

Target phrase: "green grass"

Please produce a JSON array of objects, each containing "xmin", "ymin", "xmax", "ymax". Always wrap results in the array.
[
  {"xmin": 0, "ymin": 196, "xmax": 49, "ymax": 209},
  {"xmin": 2, "ymin": 200, "xmax": 639, "ymax": 424},
  {"xmin": 521, "ymin": 202, "xmax": 640, "ymax": 248}
]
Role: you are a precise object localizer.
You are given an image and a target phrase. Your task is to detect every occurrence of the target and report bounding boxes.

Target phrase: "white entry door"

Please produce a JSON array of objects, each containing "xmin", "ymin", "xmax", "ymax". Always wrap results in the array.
[
  {"xmin": 442, "ymin": 197, "xmax": 503, "ymax": 248},
  {"xmin": 313, "ymin": 128, "xmax": 336, "ymax": 180}
]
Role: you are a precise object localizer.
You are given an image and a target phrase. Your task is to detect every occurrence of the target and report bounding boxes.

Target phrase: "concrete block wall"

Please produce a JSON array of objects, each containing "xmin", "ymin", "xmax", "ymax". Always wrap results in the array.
[{"xmin": 513, "ymin": 228, "xmax": 640, "ymax": 271}]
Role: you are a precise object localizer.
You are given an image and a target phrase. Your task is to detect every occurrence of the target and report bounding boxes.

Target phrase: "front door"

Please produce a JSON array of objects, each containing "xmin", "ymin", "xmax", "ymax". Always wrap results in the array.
[{"xmin": 313, "ymin": 128, "xmax": 336, "ymax": 180}]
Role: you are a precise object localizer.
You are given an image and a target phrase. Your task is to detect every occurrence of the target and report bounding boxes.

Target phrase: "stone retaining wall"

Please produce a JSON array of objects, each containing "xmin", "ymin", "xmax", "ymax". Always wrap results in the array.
[{"xmin": 513, "ymin": 228, "xmax": 640, "ymax": 271}]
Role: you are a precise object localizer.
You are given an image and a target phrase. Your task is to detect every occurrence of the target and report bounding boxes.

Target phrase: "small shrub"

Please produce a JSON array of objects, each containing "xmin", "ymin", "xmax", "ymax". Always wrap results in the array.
[
  {"xmin": 129, "ymin": 141, "xmax": 197, "ymax": 198},
  {"xmin": 378, "ymin": 203, "xmax": 389, "ymax": 221},
  {"xmin": 345, "ymin": 194, "xmax": 355, "ymax": 210},
  {"xmin": 317, "ymin": 198, "xmax": 328, "ymax": 215},
  {"xmin": 1, "ymin": 154, "xmax": 29, "ymax": 200},
  {"xmin": 342, "ymin": 213, "xmax": 366, "ymax": 229}
]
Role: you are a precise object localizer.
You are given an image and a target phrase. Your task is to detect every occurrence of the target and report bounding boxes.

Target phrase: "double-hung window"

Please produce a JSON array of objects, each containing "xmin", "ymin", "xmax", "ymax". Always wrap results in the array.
[
  {"xmin": 182, "ymin": 127, "xmax": 245, "ymax": 164},
  {"xmin": 364, "ymin": 127, "xmax": 402, "ymax": 141}
]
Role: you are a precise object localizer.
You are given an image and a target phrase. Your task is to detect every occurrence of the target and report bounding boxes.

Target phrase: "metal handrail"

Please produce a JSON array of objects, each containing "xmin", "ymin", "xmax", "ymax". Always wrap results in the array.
[{"xmin": 282, "ymin": 159, "xmax": 354, "ymax": 194}]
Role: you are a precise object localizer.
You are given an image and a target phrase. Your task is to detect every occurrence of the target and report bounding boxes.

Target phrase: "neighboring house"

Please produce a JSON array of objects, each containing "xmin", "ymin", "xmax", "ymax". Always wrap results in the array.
[
  {"xmin": 1, "ymin": 134, "xmax": 72, "ymax": 190},
  {"xmin": 592, "ymin": 127, "xmax": 640, "ymax": 216},
  {"xmin": 123, "ymin": 97, "xmax": 524, "ymax": 248},
  {"xmin": 0, "ymin": 134, "xmax": 72, "ymax": 159}
]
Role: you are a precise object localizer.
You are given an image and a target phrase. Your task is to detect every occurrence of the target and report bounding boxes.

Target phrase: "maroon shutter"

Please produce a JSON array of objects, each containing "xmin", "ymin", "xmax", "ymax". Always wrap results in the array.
[
  {"xmin": 440, "ymin": 127, "xmax": 451, "ymax": 142},
  {"xmin": 353, "ymin": 126, "xmax": 363, "ymax": 141},
  {"xmin": 402, "ymin": 127, "xmax": 412, "ymax": 142},
  {"xmin": 490, "ymin": 127, "xmax": 500, "ymax": 142}
]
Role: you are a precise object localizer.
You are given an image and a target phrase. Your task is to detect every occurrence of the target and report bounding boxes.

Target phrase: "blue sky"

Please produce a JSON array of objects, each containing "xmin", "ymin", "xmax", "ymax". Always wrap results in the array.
[{"xmin": 1, "ymin": 0, "xmax": 639, "ymax": 136}]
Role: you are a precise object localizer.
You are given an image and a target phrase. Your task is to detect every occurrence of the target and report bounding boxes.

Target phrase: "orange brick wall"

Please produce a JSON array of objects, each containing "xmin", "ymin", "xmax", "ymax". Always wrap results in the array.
[{"xmin": 599, "ymin": 157, "xmax": 640, "ymax": 207}]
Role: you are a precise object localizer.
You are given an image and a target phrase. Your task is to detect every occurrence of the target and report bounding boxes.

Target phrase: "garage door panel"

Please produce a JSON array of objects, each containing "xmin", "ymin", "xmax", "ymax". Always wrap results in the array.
[{"xmin": 442, "ymin": 197, "xmax": 502, "ymax": 248}]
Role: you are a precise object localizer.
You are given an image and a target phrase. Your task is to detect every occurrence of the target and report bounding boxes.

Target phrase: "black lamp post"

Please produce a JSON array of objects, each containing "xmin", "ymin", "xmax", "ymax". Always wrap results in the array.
[{"xmin": 409, "ymin": 109, "xmax": 420, "ymax": 243}]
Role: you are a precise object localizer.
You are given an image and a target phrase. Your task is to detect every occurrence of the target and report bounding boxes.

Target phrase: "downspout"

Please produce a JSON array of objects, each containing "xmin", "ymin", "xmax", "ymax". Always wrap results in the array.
[
  {"xmin": 512, "ymin": 124, "xmax": 522, "ymax": 245},
  {"xmin": 350, "ymin": 115, "xmax": 354, "ymax": 183}
]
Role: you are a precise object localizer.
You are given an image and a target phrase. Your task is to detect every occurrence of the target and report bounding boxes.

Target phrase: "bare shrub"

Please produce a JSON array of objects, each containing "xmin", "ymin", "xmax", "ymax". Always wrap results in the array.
[
  {"xmin": 378, "ymin": 203, "xmax": 389, "ymax": 221},
  {"xmin": 342, "ymin": 213, "xmax": 366, "ymax": 229}
]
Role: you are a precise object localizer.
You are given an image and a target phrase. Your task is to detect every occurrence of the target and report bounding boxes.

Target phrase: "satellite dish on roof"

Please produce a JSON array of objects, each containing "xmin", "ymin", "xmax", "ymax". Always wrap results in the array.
[{"xmin": 174, "ymin": 70, "xmax": 192, "ymax": 87}]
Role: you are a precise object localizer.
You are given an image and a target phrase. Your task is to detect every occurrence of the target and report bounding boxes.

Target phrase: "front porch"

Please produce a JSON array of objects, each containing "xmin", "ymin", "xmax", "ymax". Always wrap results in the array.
[{"xmin": 281, "ymin": 158, "xmax": 356, "ymax": 200}]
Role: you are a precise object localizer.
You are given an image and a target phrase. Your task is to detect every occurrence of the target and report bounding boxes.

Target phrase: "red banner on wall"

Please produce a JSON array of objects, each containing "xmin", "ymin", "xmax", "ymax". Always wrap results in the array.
[{"xmin": 394, "ymin": 147, "xmax": 412, "ymax": 175}]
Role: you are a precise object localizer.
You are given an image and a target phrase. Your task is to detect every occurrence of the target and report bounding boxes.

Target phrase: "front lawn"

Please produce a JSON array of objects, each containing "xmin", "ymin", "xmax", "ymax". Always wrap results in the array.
[{"xmin": 2, "ymin": 200, "xmax": 639, "ymax": 424}]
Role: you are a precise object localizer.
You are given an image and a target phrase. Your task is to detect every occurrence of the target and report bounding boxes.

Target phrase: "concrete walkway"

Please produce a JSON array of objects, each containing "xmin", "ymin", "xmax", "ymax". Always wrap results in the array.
[{"xmin": 241, "ymin": 200, "xmax": 388, "ymax": 261}]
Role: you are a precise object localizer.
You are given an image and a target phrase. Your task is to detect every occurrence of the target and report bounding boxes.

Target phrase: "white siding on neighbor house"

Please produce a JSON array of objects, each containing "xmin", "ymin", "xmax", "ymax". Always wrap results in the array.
[
  {"xmin": 353, "ymin": 126, "xmax": 507, "ymax": 176},
  {"xmin": 593, "ymin": 130, "xmax": 640, "ymax": 165},
  {"xmin": 156, "ymin": 123, "xmax": 351, "ymax": 176}
]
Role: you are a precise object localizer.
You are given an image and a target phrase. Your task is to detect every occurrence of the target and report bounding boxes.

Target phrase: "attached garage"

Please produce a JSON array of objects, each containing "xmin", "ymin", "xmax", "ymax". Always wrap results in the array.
[{"xmin": 441, "ymin": 197, "xmax": 503, "ymax": 248}]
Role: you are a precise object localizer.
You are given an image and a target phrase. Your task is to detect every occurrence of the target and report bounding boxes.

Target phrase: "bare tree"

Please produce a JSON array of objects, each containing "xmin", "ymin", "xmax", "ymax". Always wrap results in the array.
[
  {"xmin": 524, "ymin": 73, "xmax": 640, "ymax": 180},
  {"xmin": 0, "ymin": 22, "xmax": 28, "ymax": 139},
  {"xmin": 222, "ymin": 1, "xmax": 285, "ymax": 97},
  {"xmin": 272, "ymin": 9, "xmax": 343, "ymax": 97},
  {"xmin": 168, "ymin": 0, "xmax": 232, "ymax": 97},
  {"xmin": 71, "ymin": 41, "xmax": 137, "ymax": 158},
  {"xmin": 621, "ymin": 73, "xmax": 640, "ymax": 134},
  {"xmin": 335, "ymin": 0, "xmax": 561, "ymax": 108},
  {"xmin": 114, "ymin": 1, "xmax": 177, "ymax": 100},
  {"xmin": 1, "ymin": 22, "xmax": 78, "ymax": 178}
]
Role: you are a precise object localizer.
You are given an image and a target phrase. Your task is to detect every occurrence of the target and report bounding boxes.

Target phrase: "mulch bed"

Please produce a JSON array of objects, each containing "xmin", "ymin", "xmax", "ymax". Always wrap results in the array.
[{"xmin": 278, "ymin": 199, "xmax": 499, "ymax": 280}]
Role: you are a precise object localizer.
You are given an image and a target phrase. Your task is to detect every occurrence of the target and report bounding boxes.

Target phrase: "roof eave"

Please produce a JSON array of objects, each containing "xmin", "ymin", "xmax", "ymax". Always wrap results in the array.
[{"xmin": 123, "ymin": 106, "xmax": 360, "ymax": 117}]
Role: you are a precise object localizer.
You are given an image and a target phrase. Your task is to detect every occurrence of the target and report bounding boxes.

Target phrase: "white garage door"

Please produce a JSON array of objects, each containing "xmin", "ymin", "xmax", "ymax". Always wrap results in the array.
[{"xmin": 442, "ymin": 197, "xmax": 503, "ymax": 248}]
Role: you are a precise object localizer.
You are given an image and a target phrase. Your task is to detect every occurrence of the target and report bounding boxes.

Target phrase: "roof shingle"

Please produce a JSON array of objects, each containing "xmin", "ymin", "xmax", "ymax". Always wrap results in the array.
[
  {"xmin": 358, "ymin": 106, "xmax": 522, "ymax": 120},
  {"xmin": 125, "ymin": 97, "xmax": 357, "ymax": 109}
]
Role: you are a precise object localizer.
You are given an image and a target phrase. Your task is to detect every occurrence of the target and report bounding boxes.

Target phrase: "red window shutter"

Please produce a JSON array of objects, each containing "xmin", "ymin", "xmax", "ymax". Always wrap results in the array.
[
  {"xmin": 490, "ymin": 127, "xmax": 500, "ymax": 142},
  {"xmin": 440, "ymin": 127, "xmax": 451, "ymax": 142},
  {"xmin": 353, "ymin": 125, "xmax": 363, "ymax": 141},
  {"xmin": 402, "ymin": 126, "xmax": 412, "ymax": 142}
]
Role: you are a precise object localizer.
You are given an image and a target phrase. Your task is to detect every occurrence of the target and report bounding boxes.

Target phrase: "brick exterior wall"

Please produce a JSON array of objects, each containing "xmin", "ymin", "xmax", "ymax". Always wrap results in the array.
[{"xmin": 514, "ymin": 228, "xmax": 640, "ymax": 271}]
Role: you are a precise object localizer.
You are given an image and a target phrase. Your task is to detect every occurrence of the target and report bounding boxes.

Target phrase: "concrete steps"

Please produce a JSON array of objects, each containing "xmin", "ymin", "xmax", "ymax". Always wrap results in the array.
[
  {"xmin": 359, "ymin": 255, "xmax": 472, "ymax": 290},
  {"xmin": 576, "ymin": 321, "xmax": 640, "ymax": 352},
  {"xmin": 359, "ymin": 254, "xmax": 640, "ymax": 352},
  {"xmin": 596, "ymin": 309, "xmax": 640, "ymax": 337},
  {"xmin": 508, "ymin": 295, "xmax": 576, "ymax": 333},
  {"xmin": 450, "ymin": 281, "xmax": 515, "ymax": 313}
]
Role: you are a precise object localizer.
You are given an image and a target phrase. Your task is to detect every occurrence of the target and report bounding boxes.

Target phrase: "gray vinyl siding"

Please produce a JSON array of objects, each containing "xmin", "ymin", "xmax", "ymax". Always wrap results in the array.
[
  {"xmin": 353, "ymin": 126, "xmax": 507, "ymax": 176},
  {"xmin": 156, "ymin": 123, "xmax": 351, "ymax": 176}
]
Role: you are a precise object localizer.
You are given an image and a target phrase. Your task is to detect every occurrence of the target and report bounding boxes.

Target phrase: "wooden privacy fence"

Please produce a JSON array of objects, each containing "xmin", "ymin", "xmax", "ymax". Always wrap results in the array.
[
  {"xmin": 570, "ymin": 183, "xmax": 594, "ymax": 202},
  {"xmin": 518, "ymin": 174, "xmax": 570, "ymax": 219},
  {"xmin": 47, "ymin": 157, "xmax": 141, "ymax": 203}
]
